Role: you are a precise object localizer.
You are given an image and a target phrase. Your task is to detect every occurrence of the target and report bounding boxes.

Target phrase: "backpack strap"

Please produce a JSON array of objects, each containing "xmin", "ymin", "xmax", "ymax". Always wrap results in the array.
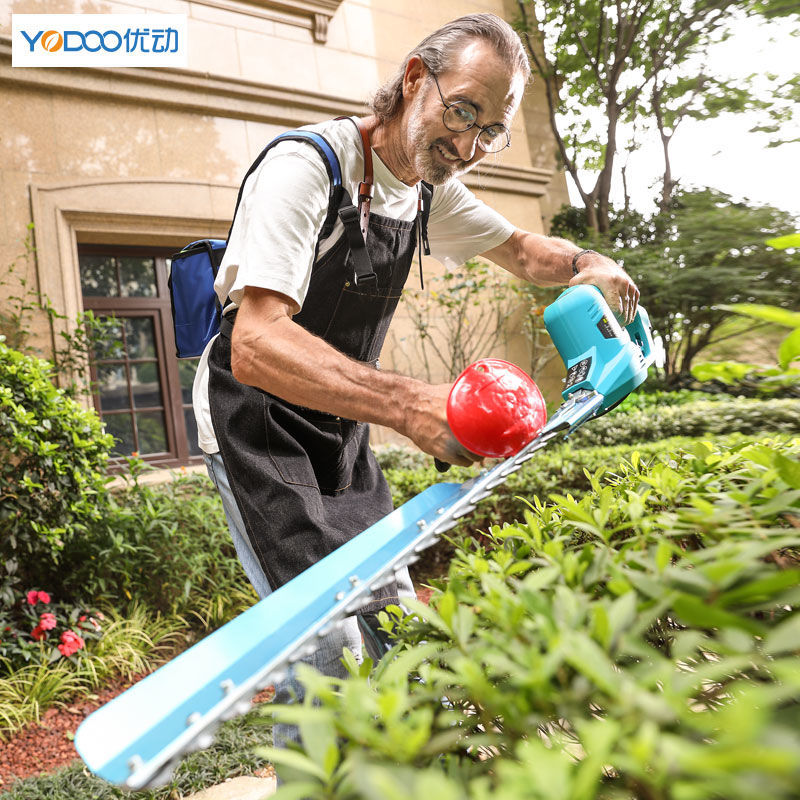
[{"xmin": 228, "ymin": 129, "xmax": 376, "ymax": 288}]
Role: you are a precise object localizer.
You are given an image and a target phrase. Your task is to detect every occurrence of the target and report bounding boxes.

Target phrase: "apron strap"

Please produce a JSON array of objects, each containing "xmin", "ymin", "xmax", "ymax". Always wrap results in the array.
[{"xmin": 336, "ymin": 116, "xmax": 374, "ymax": 241}]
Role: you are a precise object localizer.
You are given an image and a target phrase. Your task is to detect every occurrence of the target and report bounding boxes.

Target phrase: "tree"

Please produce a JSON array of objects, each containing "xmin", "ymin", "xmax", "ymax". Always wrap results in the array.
[
  {"xmin": 618, "ymin": 188, "xmax": 800, "ymax": 380},
  {"xmin": 514, "ymin": 0, "xmax": 799, "ymax": 232}
]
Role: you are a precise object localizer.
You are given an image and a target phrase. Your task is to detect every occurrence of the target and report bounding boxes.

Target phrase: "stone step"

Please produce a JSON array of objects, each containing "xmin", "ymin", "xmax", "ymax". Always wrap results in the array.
[{"xmin": 184, "ymin": 775, "xmax": 276, "ymax": 800}]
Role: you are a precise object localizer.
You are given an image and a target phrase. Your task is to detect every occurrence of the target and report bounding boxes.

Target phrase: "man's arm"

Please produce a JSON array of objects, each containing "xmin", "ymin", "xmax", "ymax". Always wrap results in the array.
[
  {"xmin": 230, "ymin": 286, "xmax": 479, "ymax": 466},
  {"xmin": 482, "ymin": 230, "xmax": 640, "ymax": 324}
]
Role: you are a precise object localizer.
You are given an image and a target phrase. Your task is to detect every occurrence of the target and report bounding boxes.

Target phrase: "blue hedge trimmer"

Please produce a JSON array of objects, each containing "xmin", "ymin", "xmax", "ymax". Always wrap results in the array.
[{"xmin": 75, "ymin": 285, "xmax": 655, "ymax": 790}]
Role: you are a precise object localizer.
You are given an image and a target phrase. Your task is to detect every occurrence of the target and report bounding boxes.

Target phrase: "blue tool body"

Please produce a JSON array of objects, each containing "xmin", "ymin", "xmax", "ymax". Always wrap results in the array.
[
  {"xmin": 544, "ymin": 285, "xmax": 654, "ymax": 410},
  {"xmin": 75, "ymin": 286, "xmax": 655, "ymax": 790}
]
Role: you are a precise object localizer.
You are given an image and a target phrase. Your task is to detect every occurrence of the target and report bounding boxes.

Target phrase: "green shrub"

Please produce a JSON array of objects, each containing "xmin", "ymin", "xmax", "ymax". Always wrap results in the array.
[
  {"xmin": 264, "ymin": 437, "xmax": 800, "ymax": 799},
  {"xmin": 613, "ymin": 388, "xmax": 726, "ymax": 413},
  {"xmin": 59, "ymin": 470, "xmax": 256, "ymax": 623},
  {"xmin": 568, "ymin": 397, "xmax": 800, "ymax": 448},
  {"xmin": 0, "ymin": 342, "xmax": 113, "ymax": 594}
]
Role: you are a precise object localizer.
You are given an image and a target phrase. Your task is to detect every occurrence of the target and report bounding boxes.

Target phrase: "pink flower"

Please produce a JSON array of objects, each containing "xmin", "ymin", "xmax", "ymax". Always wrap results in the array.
[
  {"xmin": 26, "ymin": 590, "xmax": 51, "ymax": 605},
  {"xmin": 39, "ymin": 613, "xmax": 57, "ymax": 631},
  {"xmin": 31, "ymin": 625, "xmax": 47, "ymax": 641},
  {"xmin": 57, "ymin": 630, "xmax": 85, "ymax": 657}
]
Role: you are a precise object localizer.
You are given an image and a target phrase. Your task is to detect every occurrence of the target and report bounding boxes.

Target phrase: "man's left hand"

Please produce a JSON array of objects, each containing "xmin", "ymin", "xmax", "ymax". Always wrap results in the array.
[{"xmin": 569, "ymin": 254, "xmax": 639, "ymax": 325}]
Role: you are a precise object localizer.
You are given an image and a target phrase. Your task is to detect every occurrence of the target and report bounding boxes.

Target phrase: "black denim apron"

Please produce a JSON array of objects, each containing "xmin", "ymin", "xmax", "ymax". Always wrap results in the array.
[{"xmin": 207, "ymin": 209, "xmax": 417, "ymax": 607}]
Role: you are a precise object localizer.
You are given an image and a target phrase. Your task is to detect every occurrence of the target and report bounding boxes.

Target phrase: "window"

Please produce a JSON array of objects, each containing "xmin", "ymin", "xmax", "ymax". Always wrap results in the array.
[{"xmin": 79, "ymin": 245, "xmax": 202, "ymax": 468}]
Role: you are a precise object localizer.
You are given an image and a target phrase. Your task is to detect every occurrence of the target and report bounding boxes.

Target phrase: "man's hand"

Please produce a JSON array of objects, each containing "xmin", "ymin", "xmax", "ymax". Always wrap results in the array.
[
  {"xmin": 569, "ymin": 254, "xmax": 639, "ymax": 325},
  {"xmin": 400, "ymin": 382, "xmax": 482, "ymax": 467}
]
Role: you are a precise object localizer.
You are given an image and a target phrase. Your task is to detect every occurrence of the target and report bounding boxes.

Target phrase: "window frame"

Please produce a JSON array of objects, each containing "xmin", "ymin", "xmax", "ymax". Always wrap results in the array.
[{"xmin": 79, "ymin": 243, "xmax": 203, "ymax": 469}]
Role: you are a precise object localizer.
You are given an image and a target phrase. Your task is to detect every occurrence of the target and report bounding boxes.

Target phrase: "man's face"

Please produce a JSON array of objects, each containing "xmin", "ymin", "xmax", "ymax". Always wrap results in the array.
[{"xmin": 406, "ymin": 40, "xmax": 524, "ymax": 185}]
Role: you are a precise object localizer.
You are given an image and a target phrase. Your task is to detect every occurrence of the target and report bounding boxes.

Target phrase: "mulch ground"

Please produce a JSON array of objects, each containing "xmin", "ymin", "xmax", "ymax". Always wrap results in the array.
[
  {"xmin": 0, "ymin": 670, "xmax": 151, "ymax": 789},
  {"xmin": 0, "ymin": 587, "xmax": 436, "ymax": 790}
]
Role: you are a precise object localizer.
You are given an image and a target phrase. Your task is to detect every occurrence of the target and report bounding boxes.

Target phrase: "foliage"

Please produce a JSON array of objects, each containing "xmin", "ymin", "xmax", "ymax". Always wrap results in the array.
[
  {"xmin": 619, "ymin": 188, "xmax": 800, "ymax": 379},
  {"xmin": 612, "ymin": 387, "xmax": 724, "ymax": 413},
  {"xmin": 567, "ymin": 397, "xmax": 800, "ymax": 448},
  {"xmin": 54, "ymin": 469, "xmax": 257, "ymax": 624},
  {"xmin": 0, "ymin": 234, "xmax": 121, "ymax": 398},
  {"xmin": 691, "ymin": 301, "xmax": 800, "ymax": 396},
  {"xmin": 263, "ymin": 437, "xmax": 800, "ymax": 799},
  {"xmin": 0, "ymin": 605, "xmax": 184, "ymax": 741},
  {"xmin": 513, "ymin": 1, "xmax": 798, "ymax": 231},
  {"xmin": 0, "ymin": 341, "xmax": 114, "ymax": 594},
  {"xmin": 0, "ymin": 588, "xmax": 105, "ymax": 674},
  {"xmin": 513, "ymin": 1, "xmax": 786, "ymax": 231},
  {"xmin": 392, "ymin": 260, "xmax": 520, "ymax": 382}
]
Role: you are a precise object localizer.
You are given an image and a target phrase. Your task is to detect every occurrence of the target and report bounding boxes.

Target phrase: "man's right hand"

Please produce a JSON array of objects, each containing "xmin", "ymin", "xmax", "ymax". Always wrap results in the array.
[{"xmin": 400, "ymin": 382, "xmax": 482, "ymax": 467}]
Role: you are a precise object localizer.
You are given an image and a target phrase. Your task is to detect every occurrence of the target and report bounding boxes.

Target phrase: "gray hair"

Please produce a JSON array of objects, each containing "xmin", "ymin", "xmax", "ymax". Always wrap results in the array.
[{"xmin": 370, "ymin": 14, "xmax": 531, "ymax": 123}]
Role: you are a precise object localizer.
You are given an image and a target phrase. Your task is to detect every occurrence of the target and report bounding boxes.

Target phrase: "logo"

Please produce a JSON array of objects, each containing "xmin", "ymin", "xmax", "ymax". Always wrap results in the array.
[
  {"xmin": 12, "ymin": 14, "xmax": 188, "ymax": 68},
  {"xmin": 41, "ymin": 31, "xmax": 63, "ymax": 52}
]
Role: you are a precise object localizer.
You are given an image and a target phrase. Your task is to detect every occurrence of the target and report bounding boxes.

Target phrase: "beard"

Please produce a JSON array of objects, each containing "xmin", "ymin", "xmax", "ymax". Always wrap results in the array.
[{"xmin": 407, "ymin": 89, "xmax": 474, "ymax": 185}]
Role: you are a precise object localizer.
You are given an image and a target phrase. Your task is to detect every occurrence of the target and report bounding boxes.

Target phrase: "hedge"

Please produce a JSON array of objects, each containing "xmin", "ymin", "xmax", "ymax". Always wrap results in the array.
[{"xmin": 263, "ymin": 436, "xmax": 800, "ymax": 800}]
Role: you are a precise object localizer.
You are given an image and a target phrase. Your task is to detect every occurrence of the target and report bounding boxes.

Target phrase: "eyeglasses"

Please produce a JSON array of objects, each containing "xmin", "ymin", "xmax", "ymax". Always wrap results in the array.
[{"xmin": 430, "ymin": 72, "xmax": 511, "ymax": 154}]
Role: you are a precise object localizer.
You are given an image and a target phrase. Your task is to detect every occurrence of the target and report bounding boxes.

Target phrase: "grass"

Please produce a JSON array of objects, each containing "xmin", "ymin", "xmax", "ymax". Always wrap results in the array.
[{"xmin": 0, "ymin": 705, "xmax": 273, "ymax": 799}]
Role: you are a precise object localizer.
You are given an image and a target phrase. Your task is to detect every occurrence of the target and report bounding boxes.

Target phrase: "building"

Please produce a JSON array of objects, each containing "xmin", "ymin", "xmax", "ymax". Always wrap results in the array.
[{"xmin": 0, "ymin": 0, "xmax": 569, "ymax": 469}]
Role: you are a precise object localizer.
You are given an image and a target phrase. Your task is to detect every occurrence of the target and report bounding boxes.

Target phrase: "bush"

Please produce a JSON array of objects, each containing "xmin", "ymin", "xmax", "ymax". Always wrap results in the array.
[
  {"xmin": 613, "ymin": 388, "xmax": 726, "ymax": 413},
  {"xmin": 59, "ymin": 469, "xmax": 256, "ymax": 623},
  {"xmin": 568, "ymin": 397, "xmax": 800, "ymax": 448},
  {"xmin": 0, "ymin": 342, "xmax": 113, "ymax": 595},
  {"xmin": 263, "ymin": 437, "xmax": 800, "ymax": 799}
]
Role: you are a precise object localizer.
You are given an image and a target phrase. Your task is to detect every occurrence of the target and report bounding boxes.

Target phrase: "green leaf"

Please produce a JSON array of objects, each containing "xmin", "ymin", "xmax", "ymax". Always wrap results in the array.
[
  {"xmin": 778, "ymin": 327, "xmax": 800, "ymax": 369},
  {"xmin": 254, "ymin": 746, "xmax": 328, "ymax": 781},
  {"xmin": 765, "ymin": 233, "xmax": 800, "ymax": 249},
  {"xmin": 763, "ymin": 613, "xmax": 800, "ymax": 655},
  {"xmin": 272, "ymin": 781, "xmax": 326, "ymax": 800},
  {"xmin": 673, "ymin": 594, "xmax": 762, "ymax": 634},
  {"xmin": 718, "ymin": 303, "xmax": 800, "ymax": 329},
  {"xmin": 774, "ymin": 451, "xmax": 800, "ymax": 489}
]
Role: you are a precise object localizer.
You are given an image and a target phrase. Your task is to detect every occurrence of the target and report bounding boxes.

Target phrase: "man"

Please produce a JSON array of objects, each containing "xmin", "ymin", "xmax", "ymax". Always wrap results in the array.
[{"xmin": 192, "ymin": 12, "xmax": 638, "ymax": 732}]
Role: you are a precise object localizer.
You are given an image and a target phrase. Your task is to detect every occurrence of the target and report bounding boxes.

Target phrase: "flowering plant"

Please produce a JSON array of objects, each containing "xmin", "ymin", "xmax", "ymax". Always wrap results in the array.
[{"xmin": 0, "ymin": 587, "xmax": 105, "ymax": 673}]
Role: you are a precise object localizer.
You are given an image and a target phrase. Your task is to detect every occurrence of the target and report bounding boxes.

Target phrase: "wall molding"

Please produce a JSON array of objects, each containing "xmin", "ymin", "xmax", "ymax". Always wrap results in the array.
[
  {"xmin": 191, "ymin": 0, "xmax": 344, "ymax": 42},
  {"xmin": 2, "ymin": 39, "xmax": 553, "ymax": 196},
  {"xmin": 0, "ymin": 37, "xmax": 366, "ymax": 126},
  {"xmin": 29, "ymin": 178, "xmax": 237, "ymax": 348}
]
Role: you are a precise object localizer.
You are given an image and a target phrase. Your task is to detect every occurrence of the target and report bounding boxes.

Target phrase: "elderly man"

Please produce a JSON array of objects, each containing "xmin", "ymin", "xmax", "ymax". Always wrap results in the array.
[{"xmin": 192, "ymin": 12, "xmax": 638, "ymax": 734}]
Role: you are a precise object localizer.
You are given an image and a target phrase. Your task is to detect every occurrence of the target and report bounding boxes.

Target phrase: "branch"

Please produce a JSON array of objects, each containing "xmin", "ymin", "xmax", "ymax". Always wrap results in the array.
[{"xmin": 516, "ymin": 1, "xmax": 590, "ymax": 200}]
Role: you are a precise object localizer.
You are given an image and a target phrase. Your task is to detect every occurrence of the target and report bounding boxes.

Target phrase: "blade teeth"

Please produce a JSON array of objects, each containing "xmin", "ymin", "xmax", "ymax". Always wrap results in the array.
[
  {"xmin": 452, "ymin": 504, "xmax": 476, "ymax": 519},
  {"xmin": 147, "ymin": 759, "xmax": 178, "ymax": 789}
]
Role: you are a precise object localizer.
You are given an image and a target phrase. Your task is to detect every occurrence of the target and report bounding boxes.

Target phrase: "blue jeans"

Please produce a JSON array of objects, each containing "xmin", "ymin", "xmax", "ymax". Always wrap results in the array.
[{"xmin": 203, "ymin": 452, "xmax": 414, "ymax": 749}]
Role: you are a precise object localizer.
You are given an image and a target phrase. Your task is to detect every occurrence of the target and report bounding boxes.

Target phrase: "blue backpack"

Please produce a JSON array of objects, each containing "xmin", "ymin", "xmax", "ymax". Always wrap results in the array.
[{"xmin": 168, "ymin": 129, "xmax": 377, "ymax": 358}]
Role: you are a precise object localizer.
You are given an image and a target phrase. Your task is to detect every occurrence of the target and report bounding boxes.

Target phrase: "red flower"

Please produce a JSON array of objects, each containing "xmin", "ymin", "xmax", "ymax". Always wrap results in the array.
[
  {"xmin": 39, "ymin": 613, "xmax": 57, "ymax": 631},
  {"xmin": 26, "ymin": 590, "xmax": 51, "ymax": 605},
  {"xmin": 31, "ymin": 625, "xmax": 47, "ymax": 641},
  {"xmin": 57, "ymin": 630, "xmax": 85, "ymax": 657}
]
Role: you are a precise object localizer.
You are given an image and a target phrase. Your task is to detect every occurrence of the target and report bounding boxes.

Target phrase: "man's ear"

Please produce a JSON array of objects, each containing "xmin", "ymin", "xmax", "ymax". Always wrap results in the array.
[{"xmin": 402, "ymin": 55, "xmax": 427, "ymax": 99}]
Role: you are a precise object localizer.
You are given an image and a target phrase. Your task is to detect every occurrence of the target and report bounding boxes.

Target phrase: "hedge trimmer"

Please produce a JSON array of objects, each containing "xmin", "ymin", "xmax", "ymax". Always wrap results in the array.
[{"xmin": 75, "ymin": 284, "xmax": 655, "ymax": 790}]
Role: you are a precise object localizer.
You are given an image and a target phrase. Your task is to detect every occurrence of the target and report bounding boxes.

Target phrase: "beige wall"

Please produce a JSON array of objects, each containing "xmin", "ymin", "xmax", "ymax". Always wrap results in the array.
[{"xmin": 0, "ymin": 0, "xmax": 569, "ymax": 448}]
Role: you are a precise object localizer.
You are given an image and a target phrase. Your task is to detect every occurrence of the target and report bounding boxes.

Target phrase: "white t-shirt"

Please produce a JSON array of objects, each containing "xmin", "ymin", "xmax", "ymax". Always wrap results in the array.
[{"xmin": 193, "ymin": 117, "xmax": 515, "ymax": 454}]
